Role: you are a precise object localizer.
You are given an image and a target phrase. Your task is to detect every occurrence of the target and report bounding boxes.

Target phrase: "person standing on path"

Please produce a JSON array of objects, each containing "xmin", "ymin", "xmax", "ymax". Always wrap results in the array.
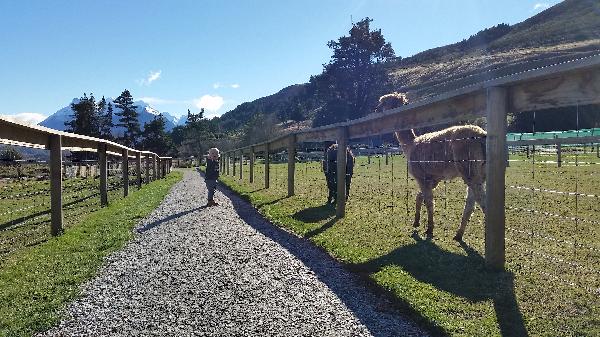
[{"xmin": 205, "ymin": 147, "xmax": 220, "ymax": 206}]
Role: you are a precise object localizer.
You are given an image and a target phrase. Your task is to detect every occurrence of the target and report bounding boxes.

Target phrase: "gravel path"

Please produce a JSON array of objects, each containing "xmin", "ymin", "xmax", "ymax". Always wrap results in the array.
[{"xmin": 41, "ymin": 170, "xmax": 428, "ymax": 337}]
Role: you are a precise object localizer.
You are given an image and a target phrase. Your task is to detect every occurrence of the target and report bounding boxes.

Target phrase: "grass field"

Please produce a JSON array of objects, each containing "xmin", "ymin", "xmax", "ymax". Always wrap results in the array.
[
  {"xmin": 0, "ymin": 170, "xmax": 181, "ymax": 337},
  {"xmin": 1, "ymin": 164, "xmax": 143, "ymax": 262},
  {"xmin": 219, "ymin": 149, "xmax": 599, "ymax": 337}
]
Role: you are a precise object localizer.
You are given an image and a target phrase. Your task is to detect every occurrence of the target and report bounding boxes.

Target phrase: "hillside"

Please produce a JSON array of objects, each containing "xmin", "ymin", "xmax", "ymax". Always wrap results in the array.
[
  {"xmin": 391, "ymin": 0, "xmax": 600, "ymax": 100},
  {"xmin": 218, "ymin": 0, "xmax": 600, "ymax": 132},
  {"xmin": 217, "ymin": 84, "xmax": 305, "ymax": 131}
]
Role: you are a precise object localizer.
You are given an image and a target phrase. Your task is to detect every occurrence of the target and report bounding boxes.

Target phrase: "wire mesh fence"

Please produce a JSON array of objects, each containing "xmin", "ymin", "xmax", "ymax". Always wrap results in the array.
[{"xmin": 0, "ymin": 148, "xmax": 161, "ymax": 261}]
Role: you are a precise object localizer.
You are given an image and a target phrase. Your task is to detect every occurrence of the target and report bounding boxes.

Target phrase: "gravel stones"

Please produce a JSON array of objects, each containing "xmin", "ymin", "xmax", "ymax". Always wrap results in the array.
[{"xmin": 40, "ymin": 170, "xmax": 427, "ymax": 337}]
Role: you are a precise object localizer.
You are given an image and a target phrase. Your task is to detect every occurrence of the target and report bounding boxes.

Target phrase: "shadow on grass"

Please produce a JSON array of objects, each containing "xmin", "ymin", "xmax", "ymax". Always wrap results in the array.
[
  {"xmin": 292, "ymin": 203, "xmax": 335, "ymax": 223},
  {"xmin": 255, "ymin": 196, "xmax": 288, "ymax": 208},
  {"xmin": 350, "ymin": 232, "xmax": 528, "ymax": 337}
]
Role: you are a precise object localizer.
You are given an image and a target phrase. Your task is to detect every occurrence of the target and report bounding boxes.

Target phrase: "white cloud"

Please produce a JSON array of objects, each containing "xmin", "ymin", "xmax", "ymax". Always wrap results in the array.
[
  {"xmin": 213, "ymin": 82, "xmax": 240, "ymax": 89},
  {"xmin": 1, "ymin": 112, "xmax": 47, "ymax": 125},
  {"xmin": 533, "ymin": 3, "xmax": 550, "ymax": 11},
  {"xmin": 193, "ymin": 95, "xmax": 224, "ymax": 113},
  {"xmin": 137, "ymin": 70, "xmax": 162, "ymax": 86}
]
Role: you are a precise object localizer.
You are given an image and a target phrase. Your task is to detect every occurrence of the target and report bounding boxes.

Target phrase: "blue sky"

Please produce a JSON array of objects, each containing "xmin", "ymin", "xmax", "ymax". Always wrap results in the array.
[{"xmin": 0, "ymin": 0, "xmax": 560, "ymax": 124}]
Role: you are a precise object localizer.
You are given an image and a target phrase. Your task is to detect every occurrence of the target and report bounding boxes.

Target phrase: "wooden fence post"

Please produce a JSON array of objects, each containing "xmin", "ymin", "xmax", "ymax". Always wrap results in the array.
[
  {"xmin": 485, "ymin": 87, "xmax": 507, "ymax": 270},
  {"xmin": 336, "ymin": 127, "xmax": 348, "ymax": 218},
  {"xmin": 136, "ymin": 152, "xmax": 142, "ymax": 188},
  {"xmin": 226, "ymin": 154, "xmax": 230, "ymax": 175},
  {"xmin": 152, "ymin": 155, "xmax": 157, "ymax": 181},
  {"xmin": 288, "ymin": 135, "xmax": 296, "ymax": 197},
  {"xmin": 98, "ymin": 143, "xmax": 108, "ymax": 206},
  {"xmin": 145, "ymin": 154, "xmax": 150, "ymax": 184},
  {"xmin": 249, "ymin": 147, "xmax": 255, "ymax": 183},
  {"xmin": 122, "ymin": 149, "xmax": 129, "ymax": 197},
  {"xmin": 239, "ymin": 151, "xmax": 244, "ymax": 180},
  {"xmin": 385, "ymin": 151, "xmax": 389, "ymax": 165},
  {"xmin": 265, "ymin": 143, "xmax": 270, "ymax": 189},
  {"xmin": 233, "ymin": 153, "xmax": 237, "ymax": 177},
  {"xmin": 557, "ymin": 143, "xmax": 562, "ymax": 167},
  {"xmin": 49, "ymin": 134, "xmax": 63, "ymax": 236}
]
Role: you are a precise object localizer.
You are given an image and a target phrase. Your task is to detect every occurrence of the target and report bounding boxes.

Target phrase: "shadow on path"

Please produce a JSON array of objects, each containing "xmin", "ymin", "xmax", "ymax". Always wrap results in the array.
[
  {"xmin": 351, "ymin": 232, "xmax": 529, "ymax": 337},
  {"xmin": 137, "ymin": 207, "xmax": 201, "ymax": 233},
  {"xmin": 218, "ymin": 182, "xmax": 439, "ymax": 337}
]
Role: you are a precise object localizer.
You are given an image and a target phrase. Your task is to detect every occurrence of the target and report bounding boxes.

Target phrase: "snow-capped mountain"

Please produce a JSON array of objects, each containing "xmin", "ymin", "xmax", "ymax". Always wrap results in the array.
[{"xmin": 40, "ymin": 98, "xmax": 184, "ymax": 135}]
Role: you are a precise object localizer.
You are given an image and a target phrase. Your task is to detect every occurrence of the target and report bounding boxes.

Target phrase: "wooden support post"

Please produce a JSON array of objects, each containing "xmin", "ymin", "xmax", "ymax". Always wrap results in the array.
[
  {"xmin": 239, "ymin": 152, "xmax": 243, "ymax": 180},
  {"xmin": 485, "ymin": 87, "xmax": 507, "ymax": 270},
  {"xmin": 597, "ymin": 144, "xmax": 599, "ymax": 158},
  {"xmin": 249, "ymin": 147, "xmax": 255, "ymax": 183},
  {"xmin": 385, "ymin": 151, "xmax": 389, "ymax": 165},
  {"xmin": 122, "ymin": 149, "xmax": 129, "ymax": 197},
  {"xmin": 288, "ymin": 135, "xmax": 296, "ymax": 197},
  {"xmin": 368, "ymin": 155, "xmax": 371, "ymax": 165},
  {"xmin": 136, "ymin": 152, "xmax": 142, "ymax": 188},
  {"xmin": 336, "ymin": 127, "xmax": 348, "ymax": 218},
  {"xmin": 49, "ymin": 134, "xmax": 63, "ymax": 236},
  {"xmin": 265, "ymin": 144, "xmax": 270, "ymax": 189},
  {"xmin": 152, "ymin": 155, "xmax": 157, "ymax": 181},
  {"xmin": 145, "ymin": 154, "xmax": 150, "ymax": 184},
  {"xmin": 226, "ymin": 155, "xmax": 230, "ymax": 175},
  {"xmin": 233, "ymin": 154, "xmax": 237, "ymax": 176},
  {"xmin": 98, "ymin": 143, "xmax": 108, "ymax": 206},
  {"xmin": 526, "ymin": 146, "xmax": 530, "ymax": 159},
  {"xmin": 557, "ymin": 143, "xmax": 562, "ymax": 167}
]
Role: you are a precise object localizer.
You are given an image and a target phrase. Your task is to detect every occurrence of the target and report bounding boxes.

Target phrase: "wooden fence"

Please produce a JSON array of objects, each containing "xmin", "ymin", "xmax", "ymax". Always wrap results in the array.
[
  {"xmin": 0, "ymin": 119, "xmax": 172, "ymax": 236},
  {"xmin": 221, "ymin": 53, "xmax": 600, "ymax": 270}
]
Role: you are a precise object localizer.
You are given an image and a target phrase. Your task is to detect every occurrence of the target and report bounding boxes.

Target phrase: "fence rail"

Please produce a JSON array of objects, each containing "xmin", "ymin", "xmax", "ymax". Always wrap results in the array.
[
  {"xmin": 221, "ymin": 53, "xmax": 600, "ymax": 269},
  {"xmin": 0, "ymin": 118, "xmax": 172, "ymax": 236}
]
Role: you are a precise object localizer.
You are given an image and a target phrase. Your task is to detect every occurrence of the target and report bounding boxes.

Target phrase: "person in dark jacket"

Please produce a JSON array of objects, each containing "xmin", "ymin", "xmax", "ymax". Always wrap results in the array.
[
  {"xmin": 205, "ymin": 147, "xmax": 220, "ymax": 206},
  {"xmin": 322, "ymin": 144, "xmax": 355, "ymax": 204}
]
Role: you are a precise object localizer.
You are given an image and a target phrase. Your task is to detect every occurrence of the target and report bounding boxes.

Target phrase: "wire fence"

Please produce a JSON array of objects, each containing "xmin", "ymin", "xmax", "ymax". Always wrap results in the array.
[{"xmin": 0, "ymin": 148, "xmax": 165, "ymax": 261}]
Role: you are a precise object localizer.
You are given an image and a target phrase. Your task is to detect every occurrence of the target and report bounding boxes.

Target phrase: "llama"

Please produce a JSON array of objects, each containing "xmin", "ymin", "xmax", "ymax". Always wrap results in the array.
[{"xmin": 375, "ymin": 92, "xmax": 487, "ymax": 241}]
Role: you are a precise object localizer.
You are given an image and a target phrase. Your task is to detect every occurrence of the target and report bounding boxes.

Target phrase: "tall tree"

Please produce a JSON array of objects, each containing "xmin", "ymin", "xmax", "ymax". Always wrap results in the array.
[
  {"xmin": 99, "ymin": 100, "xmax": 115, "ymax": 140},
  {"xmin": 65, "ymin": 93, "xmax": 100, "ymax": 137},
  {"xmin": 97, "ymin": 96, "xmax": 114, "ymax": 140},
  {"xmin": 114, "ymin": 89, "xmax": 140, "ymax": 147},
  {"xmin": 311, "ymin": 17, "xmax": 395, "ymax": 127},
  {"xmin": 141, "ymin": 114, "xmax": 174, "ymax": 155}
]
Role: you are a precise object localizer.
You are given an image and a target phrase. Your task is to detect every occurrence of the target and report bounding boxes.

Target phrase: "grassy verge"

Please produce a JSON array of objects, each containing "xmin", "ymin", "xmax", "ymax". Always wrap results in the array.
[
  {"xmin": 0, "ymin": 171, "xmax": 182, "ymax": 337},
  {"xmin": 218, "ymin": 154, "xmax": 599, "ymax": 337}
]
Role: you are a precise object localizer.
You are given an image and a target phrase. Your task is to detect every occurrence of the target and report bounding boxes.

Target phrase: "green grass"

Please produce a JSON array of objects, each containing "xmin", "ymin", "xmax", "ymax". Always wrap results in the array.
[
  {"xmin": 219, "ymin": 152, "xmax": 599, "ymax": 337},
  {"xmin": 0, "ymin": 171, "xmax": 182, "ymax": 337}
]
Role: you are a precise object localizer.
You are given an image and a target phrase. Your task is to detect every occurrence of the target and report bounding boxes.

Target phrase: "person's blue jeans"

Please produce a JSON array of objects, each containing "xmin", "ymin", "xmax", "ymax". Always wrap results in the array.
[{"xmin": 206, "ymin": 179, "xmax": 217, "ymax": 201}]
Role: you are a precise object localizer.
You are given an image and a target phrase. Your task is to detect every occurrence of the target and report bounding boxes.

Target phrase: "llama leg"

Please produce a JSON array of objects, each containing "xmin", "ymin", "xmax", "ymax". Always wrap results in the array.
[
  {"xmin": 414, "ymin": 192, "xmax": 423, "ymax": 227},
  {"xmin": 422, "ymin": 188, "xmax": 435, "ymax": 237},
  {"xmin": 471, "ymin": 183, "xmax": 487, "ymax": 215},
  {"xmin": 455, "ymin": 186, "xmax": 476, "ymax": 241}
]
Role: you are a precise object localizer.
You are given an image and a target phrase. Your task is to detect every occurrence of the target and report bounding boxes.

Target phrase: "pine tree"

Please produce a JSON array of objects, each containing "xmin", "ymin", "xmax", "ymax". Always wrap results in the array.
[
  {"xmin": 65, "ymin": 93, "xmax": 100, "ymax": 137},
  {"xmin": 311, "ymin": 17, "xmax": 395, "ymax": 127},
  {"xmin": 98, "ymin": 97, "xmax": 114, "ymax": 140},
  {"xmin": 141, "ymin": 114, "xmax": 174, "ymax": 155},
  {"xmin": 114, "ymin": 89, "xmax": 140, "ymax": 147}
]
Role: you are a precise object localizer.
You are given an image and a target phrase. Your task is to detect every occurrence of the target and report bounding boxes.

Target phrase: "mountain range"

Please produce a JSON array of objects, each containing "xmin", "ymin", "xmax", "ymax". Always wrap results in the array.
[{"xmin": 39, "ymin": 97, "xmax": 185, "ymax": 136}]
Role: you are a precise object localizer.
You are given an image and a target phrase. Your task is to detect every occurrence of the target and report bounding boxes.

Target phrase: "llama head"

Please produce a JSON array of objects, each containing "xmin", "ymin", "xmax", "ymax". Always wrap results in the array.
[{"xmin": 375, "ymin": 92, "xmax": 409, "ymax": 113}]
